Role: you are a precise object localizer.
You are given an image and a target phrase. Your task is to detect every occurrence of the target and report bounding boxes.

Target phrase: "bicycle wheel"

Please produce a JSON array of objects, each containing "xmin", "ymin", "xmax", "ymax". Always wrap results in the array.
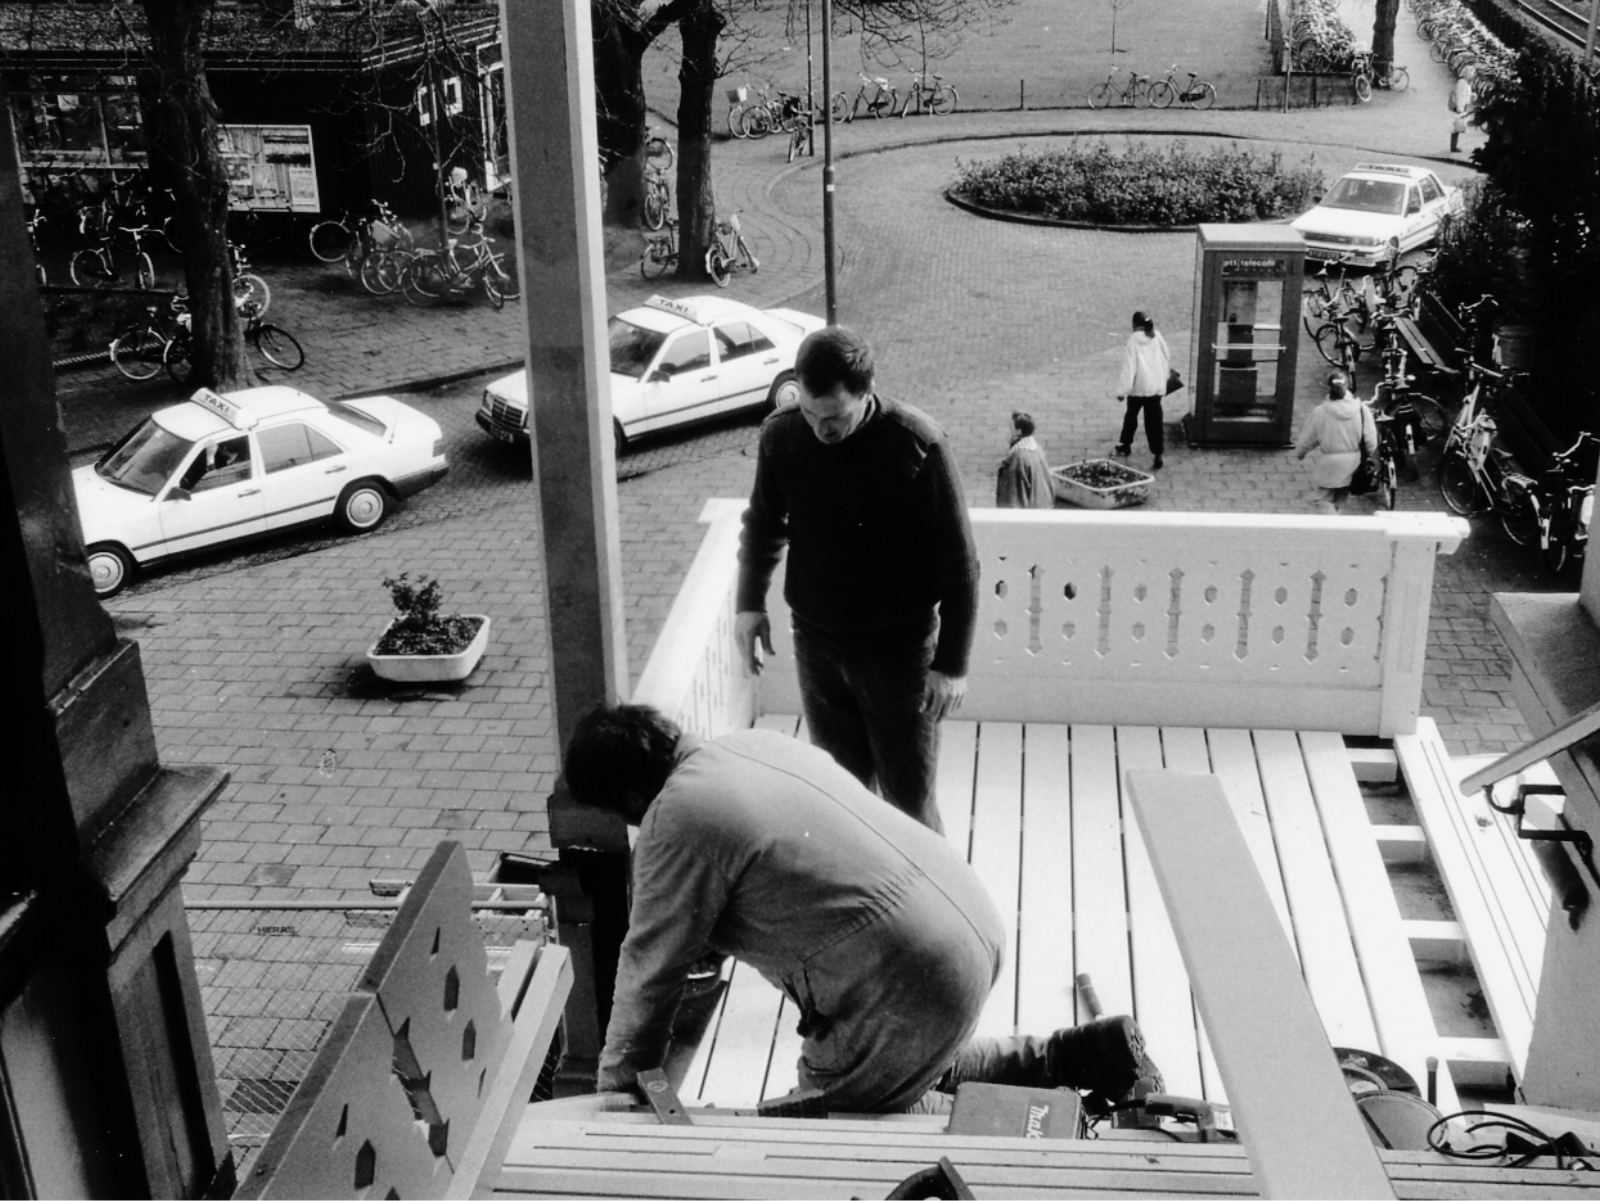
[
  {"xmin": 1543, "ymin": 505, "xmax": 1576, "ymax": 575},
  {"xmin": 1389, "ymin": 65, "xmax": 1411, "ymax": 92},
  {"xmin": 646, "ymin": 137, "xmax": 674, "ymax": 170},
  {"xmin": 1354, "ymin": 74, "xmax": 1373, "ymax": 102},
  {"xmin": 359, "ymin": 249, "xmax": 398, "ymax": 295},
  {"xmin": 1188, "ymin": 82, "xmax": 1217, "ymax": 109},
  {"xmin": 830, "ymin": 91, "xmax": 849, "ymax": 122},
  {"xmin": 1499, "ymin": 477, "xmax": 1541, "ymax": 546},
  {"xmin": 233, "ymin": 273, "xmax": 271, "ymax": 316},
  {"xmin": 706, "ymin": 245, "xmax": 731, "ymax": 288},
  {"xmin": 728, "ymin": 104, "xmax": 749, "ymax": 138},
  {"xmin": 1087, "ymin": 82, "xmax": 1114, "ymax": 109},
  {"xmin": 111, "ymin": 326, "xmax": 164, "ymax": 381},
  {"xmin": 932, "ymin": 84, "xmax": 958, "ymax": 115},
  {"xmin": 1407, "ymin": 395, "xmax": 1451, "ymax": 447},
  {"xmin": 1377, "ymin": 448, "xmax": 1399, "ymax": 510},
  {"xmin": 1302, "ymin": 289, "xmax": 1329, "ymax": 335},
  {"xmin": 69, "ymin": 248, "xmax": 106, "ymax": 288},
  {"xmin": 133, "ymin": 252, "xmax": 155, "ymax": 291},
  {"xmin": 445, "ymin": 201, "xmax": 473, "ymax": 235},
  {"xmin": 787, "ymin": 125, "xmax": 805, "ymax": 164},
  {"xmin": 641, "ymin": 240, "xmax": 672, "ymax": 280},
  {"xmin": 162, "ymin": 213, "xmax": 185, "ymax": 255},
  {"xmin": 255, "ymin": 324, "xmax": 304, "ymax": 370},
  {"xmin": 1148, "ymin": 81, "xmax": 1177, "ymax": 109},
  {"xmin": 401, "ymin": 256, "xmax": 449, "ymax": 306},
  {"xmin": 742, "ymin": 106, "xmax": 774, "ymax": 139},
  {"xmin": 642, "ymin": 187, "xmax": 666, "ymax": 231},
  {"xmin": 483, "ymin": 262, "xmax": 507, "ymax": 310},
  {"xmin": 309, "ymin": 220, "xmax": 351, "ymax": 262},
  {"xmin": 1311, "ymin": 322, "xmax": 1347, "ymax": 367},
  {"xmin": 496, "ymin": 257, "xmax": 520, "ymax": 301},
  {"xmin": 164, "ymin": 335, "xmax": 193, "ymax": 385},
  {"xmin": 1429, "ymin": 39, "xmax": 1449, "ymax": 63},
  {"xmin": 1439, "ymin": 442, "xmax": 1483, "ymax": 515}
]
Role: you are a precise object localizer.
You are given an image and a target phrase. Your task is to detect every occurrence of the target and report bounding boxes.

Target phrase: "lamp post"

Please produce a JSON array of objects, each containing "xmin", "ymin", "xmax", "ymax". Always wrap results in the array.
[{"xmin": 821, "ymin": 0, "xmax": 837, "ymax": 323}]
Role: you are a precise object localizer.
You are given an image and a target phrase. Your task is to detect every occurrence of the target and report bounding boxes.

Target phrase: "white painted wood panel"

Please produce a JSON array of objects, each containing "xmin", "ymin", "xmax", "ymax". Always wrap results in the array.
[
  {"xmin": 1016, "ymin": 725, "xmax": 1077, "ymax": 1031},
  {"xmin": 936, "ymin": 721, "xmax": 978, "ymax": 862},
  {"xmin": 970, "ymin": 722, "xmax": 1024, "ymax": 1038},
  {"xmin": 1070, "ymin": 725, "xmax": 1134, "ymax": 1019},
  {"xmin": 695, "ymin": 961, "xmax": 784, "ymax": 1108}
]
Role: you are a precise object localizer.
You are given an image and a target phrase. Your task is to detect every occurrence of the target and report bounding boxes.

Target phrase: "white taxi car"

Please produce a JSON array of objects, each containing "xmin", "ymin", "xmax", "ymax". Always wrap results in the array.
[
  {"xmin": 476, "ymin": 294, "xmax": 826, "ymax": 451},
  {"xmin": 76, "ymin": 386, "xmax": 448, "ymax": 597},
  {"xmin": 1291, "ymin": 163, "xmax": 1461, "ymax": 267}
]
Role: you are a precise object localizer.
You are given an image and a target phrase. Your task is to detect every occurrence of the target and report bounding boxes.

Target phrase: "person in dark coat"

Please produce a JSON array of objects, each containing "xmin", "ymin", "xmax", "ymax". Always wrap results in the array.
[{"xmin": 996, "ymin": 411, "xmax": 1056, "ymax": 509}]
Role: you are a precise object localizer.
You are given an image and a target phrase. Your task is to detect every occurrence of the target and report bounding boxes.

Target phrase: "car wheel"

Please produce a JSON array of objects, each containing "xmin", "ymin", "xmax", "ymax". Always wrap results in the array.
[
  {"xmin": 768, "ymin": 370, "xmax": 801, "ymax": 410},
  {"xmin": 86, "ymin": 543, "xmax": 135, "ymax": 598},
  {"xmin": 336, "ymin": 480, "xmax": 391, "ymax": 533}
]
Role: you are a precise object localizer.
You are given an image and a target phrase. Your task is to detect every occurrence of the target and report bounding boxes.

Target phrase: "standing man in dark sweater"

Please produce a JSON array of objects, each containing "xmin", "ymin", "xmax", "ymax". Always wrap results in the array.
[{"xmin": 735, "ymin": 326, "xmax": 979, "ymax": 832}]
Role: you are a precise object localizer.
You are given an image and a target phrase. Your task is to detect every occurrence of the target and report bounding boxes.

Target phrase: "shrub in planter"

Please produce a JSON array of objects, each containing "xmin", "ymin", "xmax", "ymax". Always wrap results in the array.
[
  {"xmin": 373, "ymin": 573, "xmax": 484, "ymax": 656},
  {"xmin": 953, "ymin": 139, "xmax": 1324, "ymax": 227}
]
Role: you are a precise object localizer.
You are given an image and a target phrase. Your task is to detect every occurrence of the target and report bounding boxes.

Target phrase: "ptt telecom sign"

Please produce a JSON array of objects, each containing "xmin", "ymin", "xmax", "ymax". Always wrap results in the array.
[{"xmin": 1220, "ymin": 256, "xmax": 1288, "ymax": 279}]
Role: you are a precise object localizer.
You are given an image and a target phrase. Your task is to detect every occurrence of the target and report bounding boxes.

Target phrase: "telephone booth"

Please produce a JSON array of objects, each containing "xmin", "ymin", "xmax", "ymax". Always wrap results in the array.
[{"xmin": 1184, "ymin": 224, "xmax": 1305, "ymax": 447}]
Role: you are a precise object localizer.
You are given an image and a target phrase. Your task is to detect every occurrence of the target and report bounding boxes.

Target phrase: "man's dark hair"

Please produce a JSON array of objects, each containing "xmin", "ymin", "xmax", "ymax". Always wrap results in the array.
[
  {"xmin": 1012, "ymin": 411, "xmax": 1035, "ymax": 437},
  {"xmin": 795, "ymin": 326, "xmax": 875, "ymax": 397},
  {"xmin": 563, "ymin": 702, "xmax": 682, "ymax": 814}
]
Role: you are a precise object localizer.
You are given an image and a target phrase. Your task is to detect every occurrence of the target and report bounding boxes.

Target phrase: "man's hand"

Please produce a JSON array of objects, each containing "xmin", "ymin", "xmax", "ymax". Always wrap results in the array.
[
  {"xmin": 735, "ymin": 610, "xmax": 774, "ymax": 676},
  {"xmin": 921, "ymin": 670, "xmax": 967, "ymax": 721}
]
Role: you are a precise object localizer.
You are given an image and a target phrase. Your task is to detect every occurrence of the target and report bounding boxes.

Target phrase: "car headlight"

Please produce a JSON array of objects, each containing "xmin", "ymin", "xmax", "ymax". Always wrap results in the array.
[{"xmin": 1357, "ymin": 236, "xmax": 1385, "ymax": 247}]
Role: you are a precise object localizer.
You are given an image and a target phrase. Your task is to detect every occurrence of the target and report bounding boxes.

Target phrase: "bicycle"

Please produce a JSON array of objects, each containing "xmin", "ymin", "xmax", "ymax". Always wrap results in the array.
[
  {"xmin": 1087, "ymin": 66, "xmax": 1152, "ymax": 109},
  {"xmin": 645, "ymin": 127, "xmax": 675, "ymax": 170},
  {"xmin": 401, "ymin": 223, "xmax": 517, "ymax": 308},
  {"xmin": 110, "ymin": 296, "xmax": 187, "ymax": 382},
  {"xmin": 1149, "ymin": 65, "xmax": 1217, "ymax": 110},
  {"xmin": 1371, "ymin": 57, "xmax": 1411, "ymax": 92},
  {"xmin": 441, "ymin": 165, "xmax": 488, "ymax": 235},
  {"xmin": 641, "ymin": 217, "xmax": 678, "ymax": 280},
  {"xmin": 69, "ymin": 223, "xmax": 157, "ymax": 290},
  {"xmin": 705, "ymin": 212, "xmax": 758, "ymax": 287},
  {"xmin": 742, "ymin": 89, "xmax": 810, "ymax": 138},
  {"xmin": 1438, "ymin": 359, "xmax": 1541, "ymax": 545},
  {"xmin": 26, "ymin": 211, "xmax": 46, "ymax": 285},
  {"xmin": 1369, "ymin": 317, "xmax": 1450, "ymax": 452},
  {"xmin": 1367, "ymin": 398, "xmax": 1403, "ymax": 510},
  {"xmin": 239, "ymin": 299, "xmax": 304, "ymax": 371},
  {"xmin": 1311, "ymin": 301, "xmax": 1371, "ymax": 386},
  {"xmin": 842, "ymin": 73, "xmax": 898, "ymax": 122},
  {"xmin": 787, "ymin": 110, "xmax": 813, "ymax": 163},
  {"xmin": 900, "ymin": 71, "xmax": 958, "ymax": 116},
  {"xmin": 1350, "ymin": 50, "xmax": 1375, "ymax": 102},
  {"xmin": 1302, "ymin": 254, "xmax": 1365, "ymax": 336},
  {"xmin": 228, "ymin": 240, "xmax": 271, "ymax": 316},
  {"xmin": 1536, "ymin": 432, "xmax": 1599, "ymax": 576},
  {"xmin": 642, "ymin": 164, "xmax": 671, "ymax": 231},
  {"xmin": 309, "ymin": 200, "xmax": 411, "ymax": 270}
]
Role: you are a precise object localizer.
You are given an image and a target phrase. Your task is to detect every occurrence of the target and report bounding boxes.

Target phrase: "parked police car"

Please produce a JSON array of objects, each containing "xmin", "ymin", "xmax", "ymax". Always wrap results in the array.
[{"xmin": 1291, "ymin": 163, "xmax": 1461, "ymax": 267}]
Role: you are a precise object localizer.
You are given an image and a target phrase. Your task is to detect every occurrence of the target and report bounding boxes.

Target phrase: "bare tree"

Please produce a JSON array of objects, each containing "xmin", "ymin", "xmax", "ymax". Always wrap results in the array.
[
  {"xmin": 1372, "ymin": 0, "xmax": 1400, "ymax": 74},
  {"xmin": 1107, "ymin": 0, "xmax": 1136, "ymax": 55},
  {"xmin": 136, "ymin": 1, "xmax": 249, "ymax": 387}
]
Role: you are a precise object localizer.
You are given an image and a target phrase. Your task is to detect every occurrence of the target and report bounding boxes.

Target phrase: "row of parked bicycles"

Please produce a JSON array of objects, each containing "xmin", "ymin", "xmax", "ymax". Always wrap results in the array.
[
  {"xmin": 1086, "ymin": 64, "xmax": 1218, "ymax": 109},
  {"xmin": 1409, "ymin": 0, "xmax": 1514, "ymax": 95},
  {"xmin": 727, "ymin": 71, "xmax": 960, "ymax": 138},
  {"xmin": 1306, "ymin": 254, "xmax": 1594, "ymax": 574}
]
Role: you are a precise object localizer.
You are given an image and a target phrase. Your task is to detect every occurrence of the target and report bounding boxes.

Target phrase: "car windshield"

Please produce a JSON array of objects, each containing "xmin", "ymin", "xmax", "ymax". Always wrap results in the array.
[
  {"xmin": 609, "ymin": 317, "xmax": 667, "ymax": 379},
  {"xmin": 1320, "ymin": 177, "xmax": 1406, "ymax": 216},
  {"xmin": 95, "ymin": 418, "xmax": 194, "ymax": 496}
]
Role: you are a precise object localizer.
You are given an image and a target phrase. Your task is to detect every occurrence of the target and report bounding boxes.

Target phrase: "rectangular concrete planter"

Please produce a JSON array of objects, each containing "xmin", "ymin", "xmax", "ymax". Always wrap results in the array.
[
  {"xmin": 367, "ymin": 616, "xmax": 490, "ymax": 683},
  {"xmin": 1051, "ymin": 460, "xmax": 1155, "ymax": 510}
]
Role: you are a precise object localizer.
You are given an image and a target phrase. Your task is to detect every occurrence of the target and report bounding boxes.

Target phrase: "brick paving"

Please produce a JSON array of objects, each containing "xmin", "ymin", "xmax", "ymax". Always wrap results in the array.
[{"xmin": 74, "ymin": 5, "xmax": 1536, "ymax": 910}]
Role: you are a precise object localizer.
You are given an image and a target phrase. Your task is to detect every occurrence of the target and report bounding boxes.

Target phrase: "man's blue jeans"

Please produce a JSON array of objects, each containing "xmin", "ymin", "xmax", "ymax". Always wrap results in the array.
[{"xmin": 791, "ymin": 617, "xmax": 943, "ymax": 833}]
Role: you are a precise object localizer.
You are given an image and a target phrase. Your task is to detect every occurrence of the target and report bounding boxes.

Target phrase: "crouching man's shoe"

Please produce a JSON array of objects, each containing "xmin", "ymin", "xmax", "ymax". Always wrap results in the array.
[{"xmin": 1046, "ymin": 1015, "xmax": 1164, "ymax": 1101}]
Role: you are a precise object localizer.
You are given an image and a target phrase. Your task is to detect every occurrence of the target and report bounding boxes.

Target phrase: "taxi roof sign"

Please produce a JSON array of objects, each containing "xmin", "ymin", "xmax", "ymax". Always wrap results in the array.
[
  {"xmin": 190, "ymin": 387, "xmax": 255, "ymax": 429},
  {"xmin": 643, "ymin": 294, "xmax": 707, "ymax": 324},
  {"xmin": 1352, "ymin": 163, "xmax": 1427, "ymax": 177}
]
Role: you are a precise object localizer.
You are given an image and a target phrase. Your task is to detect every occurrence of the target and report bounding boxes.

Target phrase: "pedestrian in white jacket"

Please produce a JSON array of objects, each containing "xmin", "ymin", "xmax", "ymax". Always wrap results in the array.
[
  {"xmin": 1294, "ymin": 374, "xmax": 1378, "ymax": 514},
  {"xmin": 1114, "ymin": 311, "xmax": 1171, "ymax": 470}
]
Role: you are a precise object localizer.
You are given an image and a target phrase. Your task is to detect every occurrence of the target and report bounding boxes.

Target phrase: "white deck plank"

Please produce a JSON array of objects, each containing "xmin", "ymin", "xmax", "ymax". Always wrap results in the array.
[
  {"xmin": 1204, "ymin": 729, "xmax": 1295, "ymax": 944},
  {"xmin": 937, "ymin": 721, "xmax": 979, "ymax": 862},
  {"xmin": 764, "ymin": 996, "xmax": 804, "ymax": 1102},
  {"xmin": 970, "ymin": 722, "xmax": 1024, "ymax": 1038},
  {"xmin": 1254, "ymin": 730, "xmax": 1381, "ymax": 1051},
  {"xmin": 695, "ymin": 960, "xmax": 784, "ymax": 1108},
  {"xmin": 1300, "ymin": 731, "xmax": 1461, "ymax": 1114},
  {"xmin": 1070, "ymin": 725, "xmax": 1134, "ymax": 1020},
  {"xmin": 1017, "ymin": 725, "xmax": 1078, "ymax": 1031},
  {"xmin": 1157, "ymin": 727, "xmax": 1228, "ymax": 1105},
  {"xmin": 679, "ymin": 958, "xmax": 736, "ymax": 1102},
  {"xmin": 1117, "ymin": 727, "xmax": 1205, "ymax": 1100}
]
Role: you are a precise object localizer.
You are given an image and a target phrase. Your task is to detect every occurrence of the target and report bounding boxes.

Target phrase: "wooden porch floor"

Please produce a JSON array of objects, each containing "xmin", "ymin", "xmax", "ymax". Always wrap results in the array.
[{"xmin": 671, "ymin": 714, "xmax": 1458, "ymax": 1114}]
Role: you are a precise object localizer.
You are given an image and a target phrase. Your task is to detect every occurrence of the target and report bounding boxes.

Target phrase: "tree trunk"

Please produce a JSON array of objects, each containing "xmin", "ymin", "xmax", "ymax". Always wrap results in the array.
[
  {"xmin": 1372, "ymin": 0, "xmax": 1399, "ymax": 68},
  {"xmin": 674, "ymin": 0, "xmax": 723, "ymax": 281},
  {"xmin": 141, "ymin": 0, "xmax": 247, "ymax": 388},
  {"xmin": 593, "ymin": 2, "xmax": 650, "ymax": 226}
]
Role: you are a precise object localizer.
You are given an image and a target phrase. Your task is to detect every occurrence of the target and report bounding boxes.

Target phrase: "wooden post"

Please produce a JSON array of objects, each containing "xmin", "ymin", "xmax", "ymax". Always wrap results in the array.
[
  {"xmin": 0, "ymin": 99, "xmax": 231, "ymax": 1197},
  {"xmin": 499, "ymin": 0, "xmax": 632, "ymax": 1092}
]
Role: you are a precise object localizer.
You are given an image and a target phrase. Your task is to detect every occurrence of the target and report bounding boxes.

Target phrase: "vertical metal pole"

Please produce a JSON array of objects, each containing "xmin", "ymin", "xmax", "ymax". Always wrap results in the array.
[
  {"xmin": 1586, "ymin": 1, "xmax": 1597, "ymax": 63},
  {"xmin": 806, "ymin": 1, "xmax": 815, "ymax": 157},
  {"xmin": 821, "ymin": 0, "xmax": 837, "ymax": 324}
]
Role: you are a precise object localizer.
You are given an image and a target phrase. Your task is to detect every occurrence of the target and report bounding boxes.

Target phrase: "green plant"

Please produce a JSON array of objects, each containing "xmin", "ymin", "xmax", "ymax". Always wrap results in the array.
[
  {"xmin": 953, "ymin": 139, "xmax": 1324, "ymax": 227},
  {"xmin": 374, "ymin": 572, "xmax": 482, "ymax": 656}
]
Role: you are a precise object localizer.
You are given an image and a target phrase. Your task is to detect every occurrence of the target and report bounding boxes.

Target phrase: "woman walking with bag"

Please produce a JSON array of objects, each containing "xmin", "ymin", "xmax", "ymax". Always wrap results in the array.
[
  {"xmin": 1294, "ymin": 373, "xmax": 1378, "ymax": 514},
  {"xmin": 1113, "ymin": 311, "xmax": 1172, "ymax": 471}
]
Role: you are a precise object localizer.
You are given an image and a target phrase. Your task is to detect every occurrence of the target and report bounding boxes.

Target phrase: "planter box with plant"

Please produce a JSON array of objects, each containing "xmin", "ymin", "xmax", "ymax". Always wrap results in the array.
[
  {"xmin": 367, "ymin": 573, "xmax": 490, "ymax": 683},
  {"xmin": 1051, "ymin": 459, "xmax": 1156, "ymax": 509}
]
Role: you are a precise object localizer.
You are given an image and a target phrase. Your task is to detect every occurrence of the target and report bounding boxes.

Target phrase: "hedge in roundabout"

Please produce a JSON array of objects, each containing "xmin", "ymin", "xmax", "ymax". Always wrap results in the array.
[{"xmin": 952, "ymin": 138, "xmax": 1325, "ymax": 227}]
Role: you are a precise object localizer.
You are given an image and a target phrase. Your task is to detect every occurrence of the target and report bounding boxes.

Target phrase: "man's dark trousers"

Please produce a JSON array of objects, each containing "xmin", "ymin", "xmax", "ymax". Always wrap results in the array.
[{"xmin": 792, "ymin": 618, "xmax": 943, "ymax": 833}]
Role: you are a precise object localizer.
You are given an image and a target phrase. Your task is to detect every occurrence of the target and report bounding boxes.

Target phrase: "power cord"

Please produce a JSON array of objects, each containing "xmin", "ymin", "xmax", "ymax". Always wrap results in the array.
[{"xmin": 1427, "ymin": 1111, "xmax": 1597, "ymax": 1170}]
